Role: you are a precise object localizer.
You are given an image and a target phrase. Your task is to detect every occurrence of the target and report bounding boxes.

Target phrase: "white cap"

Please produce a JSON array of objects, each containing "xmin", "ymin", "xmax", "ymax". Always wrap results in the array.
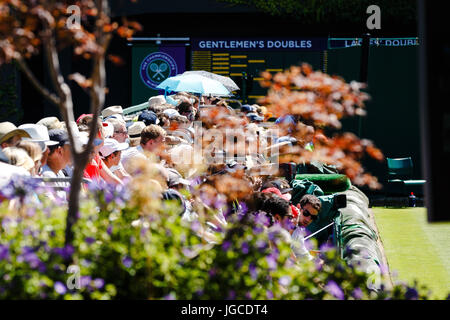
[
  {"xmin": 99, "ymin": 138, "xmax": 129, "ymax": 158},
  {"xmin": 163, "ymin": 108, "xmax": 181, "ymax": 119}
]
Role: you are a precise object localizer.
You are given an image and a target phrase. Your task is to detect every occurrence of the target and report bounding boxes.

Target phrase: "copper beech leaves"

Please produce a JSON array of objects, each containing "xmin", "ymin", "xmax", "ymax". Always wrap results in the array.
[
  {"xmin": 0, "ymin": 1, "xmax": 142, "ymax": 65},
  {"xmin": 259, "ymin": 63, "xmax": 384, "ymax": 189}
]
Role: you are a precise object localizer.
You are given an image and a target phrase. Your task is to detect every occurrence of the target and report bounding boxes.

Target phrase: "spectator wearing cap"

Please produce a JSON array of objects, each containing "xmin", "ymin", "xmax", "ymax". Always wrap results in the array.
[
  {"xmin": 138, "ymin": 110, "xmax": 160, "ymax": 126},
  {"xmin": 39, "ymin": 129, "xmax": 73, "ymax": 200},
  {"xmin": 120, "ymin": 121, "xmax": 147, "ymax": 172},
  {"xmin": 80, "ymin": 131, "xmax": 123, "ymax": 186},
  {"xmin": 99, "ymin": 138, "xmax": 130, "ymax": 180},
  {"xmin": 0, "ymin": 122, "xmax": 31, "ymax": 149},
  {"xmin": 41, "ymin": 129, "xmax": 72, "ymax": 177},
  {"xmin": 127, "ymin": 121, "xmax": 146, "ymax": 147}
]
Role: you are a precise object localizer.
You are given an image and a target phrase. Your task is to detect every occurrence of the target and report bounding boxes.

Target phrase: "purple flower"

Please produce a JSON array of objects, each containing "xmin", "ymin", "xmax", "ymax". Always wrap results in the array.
[
  {"xmin": 0, "ymin": 244, "xmax": 10, "ymax": 261},
  {"xmin": 266, "ymin": 255, "xmax": 277, "ymax": 270},
  {"xmin": 1, "ymin": 218, "xmax": 11, "ymax": 231},
  {"xmin": 256, "ymin": 240, "xmax": 267, "ymax": 252},
  {"xmin": 122, "ymin": 256, "xmax": 132, "ymax": 268},
  {"xmin": 104, "ymin": 190, "xmax": 114, "ymax": 204},
  {"xmin": 352, "ymin": 287, "xmax": 363, "ymax": 299},
  {"xmin": 304, "ymin": 238, "xmax": 313, "ymax": 251},
  {"xmin": 405, "ymin": 287, "xmax": 418, "ymax": 300},
  {"xmin": 241, "ymin": 242, "xmax": 249, "ymax": 254},
  {"xmin": 38, "ymin": 262, "xmax": 46, "ymax": 273},
  {"xmin": 227, "ymin": 290, "xmax": 236, "ymax": 300},
  {"xmin": 93, "ymin": 278, "xmax": 105, "ymax": 289},
  {"xmin": 239, "ymin": 202, "xmax": 248, "ymax": 214},
  {"xmin": 208, "ymin": 268, "xmax": 217, "ymax": 277},
  {"xmin": 249, "ymin": 263, "xmax": 258, "ymax": 280},
  {"xmin": 195, "ymin": 289, "xmax": 204, "ymax": 297},
  {"xmin": 25, "ymin": 207, "xmax": 36, "ymax": 217},
  {"xmin": 163, "ymin": 293, "xmax": 176, "ymax": 300},
  {"xmin": 80, "ymin": 276, "xmax": 92, "ymax": 288},
  {"xmin": 190, "ymin": 221, "xmax": 201, "ymax": 232},
  {"xmin": 245, "ymin": 291, "xmax": 252, "ymax": 299},
  {"xmin": 254, "ymin": 213, "xmax": 270, "ymax": 227},
  {"xmin": 319, "ymin": 242, "xmax": 335, "ymax": 252},
  {"xmin": 253, "ymin": 226, "xmax": 264, "ymax": 235},
  {"xmin": 379, "ymin": 263, "xmax": 389, "ymax": 276},
  {"xmin": 54, "ymin": 281, "xmax": 67, "ymax": 295},
  {"xmin": 221, "ymin": 241, "xmax": 231, "ymax": 252},
  {"xmin": 325, "ymin": 280, "xmax": 344, "ymax": 300},
  {"xmin": 53, "ymin": 245, "xmax": 74, "ymax": 260},
  {"xmin": 266, "ymin": 290, "xmax": 274, "ymax": 299},
  {"xmin": 282, "ymin": 219, "xmax": 295, "ymax": 231},
  {"xmin": 19, "ymin": 248, "xmax": 40, "ymax": 269},
  {"xmin": 279, "ymin": 276, "xmax": 291, "ymax": 287},
  {"xmin": 85, "ymin": 237, "xmax": 95, "ymax": 245},
  {"xmin": 107, "ymin": 225, "xmax": 113, "ymax": 235},
  {"xmin": 214, "ymin": 196, "xmax": 226, "ymax": 210}
]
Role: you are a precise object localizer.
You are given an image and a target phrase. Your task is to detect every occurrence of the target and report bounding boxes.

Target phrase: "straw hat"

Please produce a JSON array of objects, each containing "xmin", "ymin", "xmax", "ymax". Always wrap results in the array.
[
  {"xmin": 0, "ymin": 122, "xmax": 31, "ymax": 144},
  {"xmin": 102, "ymin": 105, "xmax": 123, "ymax": 118},
  {"xmin": 127, "ymin": 121, "xmax": 146, "ymax": 138},
  {"xmin": 148, "ymin": 95, "xmax": 166, "ymax": 108},
  {"xmin": 36, "ymin": 117, "xmax": 64, "ymax": 130}
]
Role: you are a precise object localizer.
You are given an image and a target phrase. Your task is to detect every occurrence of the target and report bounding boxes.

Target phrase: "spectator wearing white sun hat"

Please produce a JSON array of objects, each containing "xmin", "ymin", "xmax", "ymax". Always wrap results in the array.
[{"xmin": 99, "ymin": 138, "xmax": 130, "ymax": 180}]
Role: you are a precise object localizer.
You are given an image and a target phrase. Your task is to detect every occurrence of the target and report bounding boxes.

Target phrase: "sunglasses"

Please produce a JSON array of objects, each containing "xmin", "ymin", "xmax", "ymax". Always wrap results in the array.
[{"xmin": 302, "ymin": 208, "xmax": 318, "ymax": 221}]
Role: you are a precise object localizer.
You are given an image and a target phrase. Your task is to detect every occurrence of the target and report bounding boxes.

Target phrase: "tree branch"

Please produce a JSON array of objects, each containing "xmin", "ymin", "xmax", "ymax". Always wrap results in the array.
[{"xmin": 39, "ymin": 7, "xmax": 79, "ymax": 154}]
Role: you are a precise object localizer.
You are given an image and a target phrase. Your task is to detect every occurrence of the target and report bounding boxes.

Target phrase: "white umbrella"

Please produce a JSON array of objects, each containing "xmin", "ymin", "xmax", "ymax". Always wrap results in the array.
[
  {"xmin": 157, "ymin": 74, "xmax": 230, "ymax": 96},
  {"xmin": 182, "ymin": 70, "xmax": 240, "ymax": 92}
]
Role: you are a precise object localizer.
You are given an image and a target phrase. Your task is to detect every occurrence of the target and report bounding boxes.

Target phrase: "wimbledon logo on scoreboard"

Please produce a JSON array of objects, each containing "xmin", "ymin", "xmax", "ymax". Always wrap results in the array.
[{"xmin": 140, "ymin": 52, "xmax": 178, "ymax": 89}]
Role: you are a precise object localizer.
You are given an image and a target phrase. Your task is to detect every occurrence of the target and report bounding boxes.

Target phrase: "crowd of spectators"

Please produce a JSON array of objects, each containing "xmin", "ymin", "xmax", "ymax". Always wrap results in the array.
[{"xmin": 0, "ymin": 92, "xmax": 322, "ymax": 264}]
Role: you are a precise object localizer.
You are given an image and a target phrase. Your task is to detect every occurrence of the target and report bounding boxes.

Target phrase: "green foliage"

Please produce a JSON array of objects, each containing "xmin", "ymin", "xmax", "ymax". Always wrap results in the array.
[
  {"xmin": 0, "ymin": 178, "xmax": 445, "ymax": 299},
  {"xmin": 217, "ymin": 0, "xmax": 417, "ymax": 25}
]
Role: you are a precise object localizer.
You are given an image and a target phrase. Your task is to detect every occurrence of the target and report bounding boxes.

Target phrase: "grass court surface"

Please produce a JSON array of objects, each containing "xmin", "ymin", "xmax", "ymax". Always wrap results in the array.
[{"xmin": 373, "ymin": 207, "xmax": 450, "ymax": 299}]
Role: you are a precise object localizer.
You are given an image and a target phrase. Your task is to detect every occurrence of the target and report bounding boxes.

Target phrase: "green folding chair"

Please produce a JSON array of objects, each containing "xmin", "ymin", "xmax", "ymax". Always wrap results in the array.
[{"xmin": 386, "ymin": 157, "xmax": 425, "ymax": 196}]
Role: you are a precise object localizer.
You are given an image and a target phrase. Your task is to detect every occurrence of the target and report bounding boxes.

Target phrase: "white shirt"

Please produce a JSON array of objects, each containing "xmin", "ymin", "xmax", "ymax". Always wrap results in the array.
[{"xmin": 40, "ymin": 165, "xmax": 69, "ymax": 201}]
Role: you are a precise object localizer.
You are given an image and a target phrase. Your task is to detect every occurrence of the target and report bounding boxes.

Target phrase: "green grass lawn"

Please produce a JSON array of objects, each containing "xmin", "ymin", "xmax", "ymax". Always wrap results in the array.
[{"xmin": 373, "ymin": 207, "xmax": 450, "ymax": 299}]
